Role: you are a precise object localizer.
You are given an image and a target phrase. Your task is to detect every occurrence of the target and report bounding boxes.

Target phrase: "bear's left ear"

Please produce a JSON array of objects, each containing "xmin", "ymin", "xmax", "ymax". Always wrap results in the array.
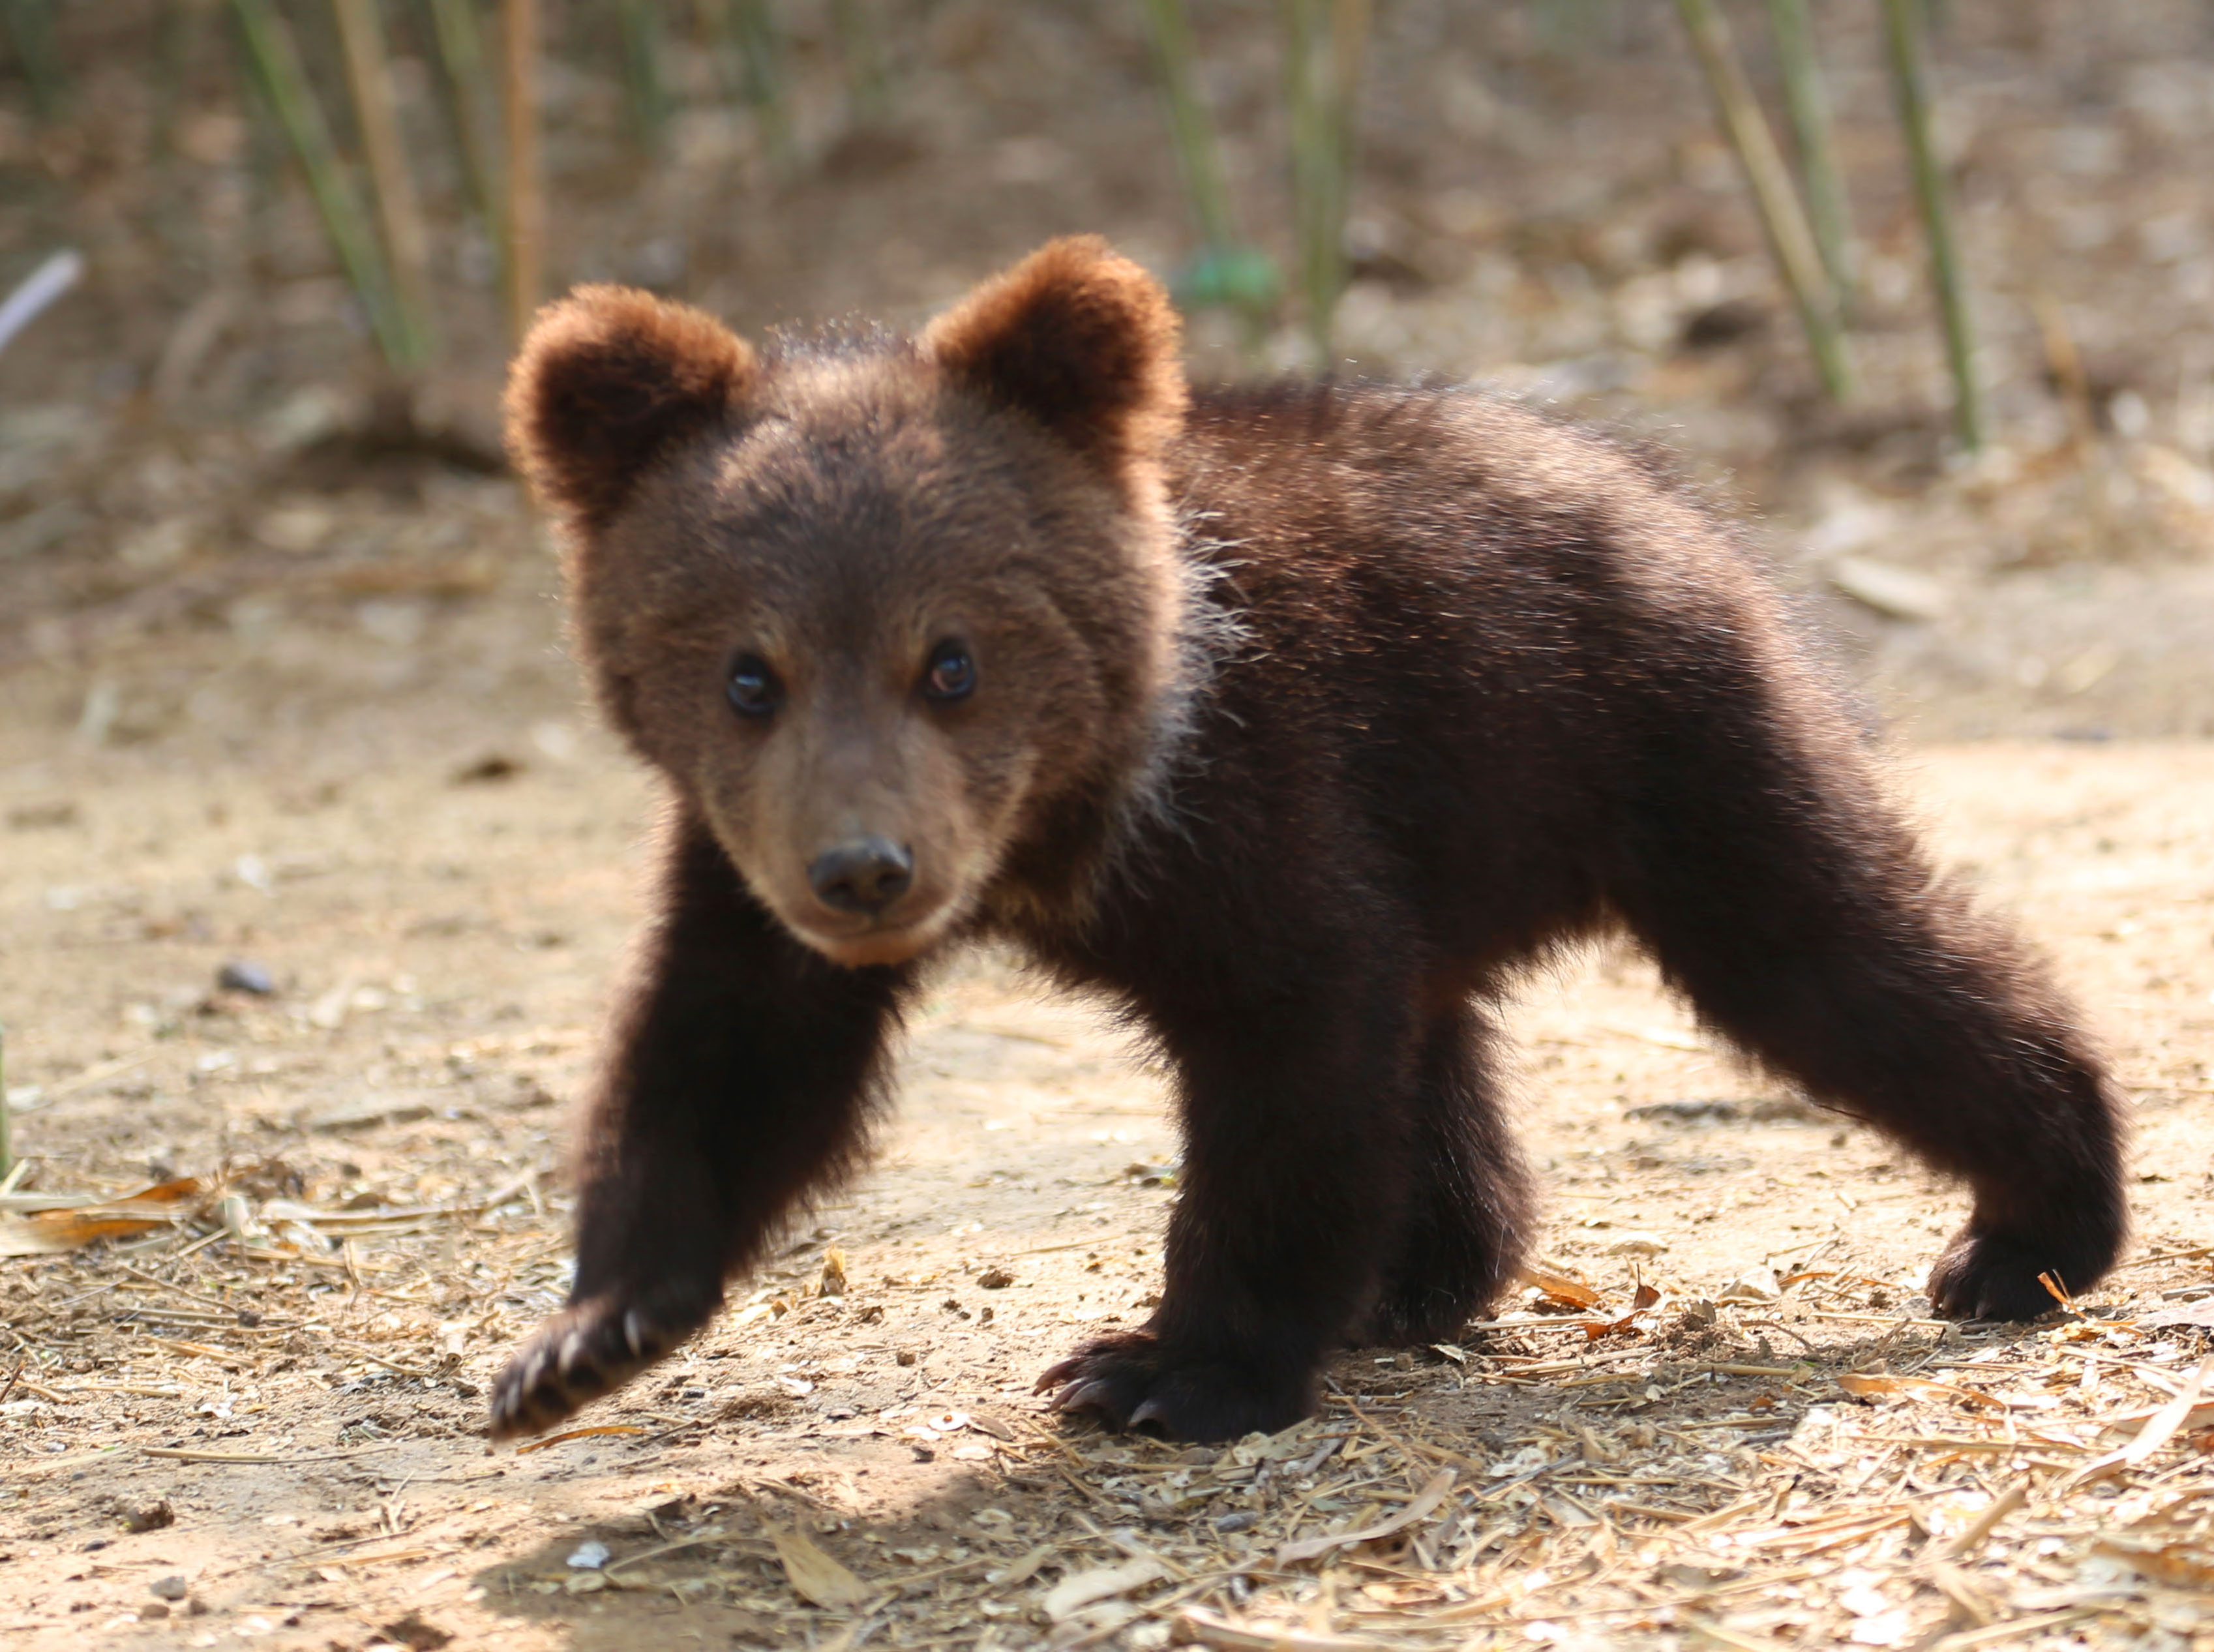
[
  {"xmin": 922, "ymin": 237, "xmax": 1186, "ymax": 479},
  {"xmin": 505, "ymin": 285, "xmax": 757, "ymax": 529}
]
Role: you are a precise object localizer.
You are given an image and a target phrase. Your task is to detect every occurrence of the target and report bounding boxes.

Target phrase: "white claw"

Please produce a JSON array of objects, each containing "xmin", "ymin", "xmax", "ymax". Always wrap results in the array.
[{"xmin": 622, "ymin": 1308, "xmax": 648, "ymax": 1360}]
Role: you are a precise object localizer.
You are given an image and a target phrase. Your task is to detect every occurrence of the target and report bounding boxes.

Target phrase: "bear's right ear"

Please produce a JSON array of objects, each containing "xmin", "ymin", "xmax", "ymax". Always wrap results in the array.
[{"xmin": 505, "ymin": 285, "xmax": 756, "ymax": 528}]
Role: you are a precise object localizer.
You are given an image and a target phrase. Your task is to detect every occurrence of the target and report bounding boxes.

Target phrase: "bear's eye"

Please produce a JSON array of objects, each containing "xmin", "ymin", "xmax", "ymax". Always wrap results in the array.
[
  {"xmin": 922, "ymin": 640, "xmax": 978, "ymax": 703},
  {"xmin": 726, "ymin": 653, "xmax": 783, "ymax": 718}
]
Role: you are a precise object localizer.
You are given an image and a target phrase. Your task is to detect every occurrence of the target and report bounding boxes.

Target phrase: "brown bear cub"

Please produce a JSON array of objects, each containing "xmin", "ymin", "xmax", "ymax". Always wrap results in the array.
[{"xmin": 490, "ymin": 237, "xmax": 2125, "ymax": 1445}]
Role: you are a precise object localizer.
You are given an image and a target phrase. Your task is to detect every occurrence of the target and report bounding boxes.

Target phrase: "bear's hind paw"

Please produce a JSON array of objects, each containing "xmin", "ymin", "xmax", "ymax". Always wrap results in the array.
[
  {"xmin": 1036, "ymin": 1330, "xmax": 1313, "ymax": 1444},
  {"xmin": 488, "ymin": 1297, "xmax": 682, "ymax": 1439},
  {"xmin": 1927, "ymin": 1221, "xmax": 2119, "ymax": 1323}
]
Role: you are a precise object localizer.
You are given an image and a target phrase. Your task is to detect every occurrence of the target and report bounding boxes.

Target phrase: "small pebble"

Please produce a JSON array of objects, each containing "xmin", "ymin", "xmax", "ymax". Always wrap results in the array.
[
  {"xmin": 119, "ymin": 1499, "xmax": 173, "ymax": 1533},
  {"xmin": 149, "ymin": 1576, "xmax": 188, "ymax": 1601},
  {"xmin": 216, "ymin": 960, "xmax": 276, "ymax": 996},
  {"xmin": 565, "ymin": 1539, "xmax": 610, "ymax": 1570}
]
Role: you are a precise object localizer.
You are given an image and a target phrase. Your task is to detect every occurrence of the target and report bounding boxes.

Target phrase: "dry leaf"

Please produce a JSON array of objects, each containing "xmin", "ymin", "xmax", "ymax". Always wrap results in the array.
[
  {"xmin": 2060, "ymin": 1359, "xmax": 2214, "ymax": 1491},
  {"xmin": 1041, "ymin": 1558, "xmax": 1167, "ymax": 1621},
  {"xmin": 1716, "ymin": 1265, "xmax": 1782, "ymax": 1304},
  {"xmin": 1584, "ymin": 1280, "xmax": 1664, "ymax": 1341},
  {"xmin": 1838, "ymin": 1373, "xmax": 2003, "ymax": 1410},
  {"xmin": 513, "ymin": 1424, "xmax": 647, "ymax": 1454},
  {"xmin": 0, "ymin": 1177, "xmax": 203, "ymax": 1255},
  {"xmin": 1172, "ymin": 1608, "xmax": 1393, "ymax": 1651},
  {"xmin": 1276, "ymin": 1469, "xmax": 1455, "ymax": 1564},
  {"xmin": 773, "ymin": 1526, "xmax": 869, "ymax": 1610},
  {"xmin": 2138, "ymin": 1300, "xmax": 2214, "ymax": 1330},
  {"xmin": 2092, "ymin": 1537, "xmax": 2214, "ymax": 1587},
  {"xmin": 1517, "ymin": 1266, "xmax": 1604, "ymax": 1310},
  {"xmin": 2116, "ymin": 1357, "xmax": 2214, "ymax": 1469}
]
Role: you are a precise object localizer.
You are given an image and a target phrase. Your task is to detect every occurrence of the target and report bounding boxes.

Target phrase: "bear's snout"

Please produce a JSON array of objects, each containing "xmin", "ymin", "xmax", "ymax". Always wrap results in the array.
[{"xmin": 807, "ymin": 835, "xmax": 914, "ymax": 916}]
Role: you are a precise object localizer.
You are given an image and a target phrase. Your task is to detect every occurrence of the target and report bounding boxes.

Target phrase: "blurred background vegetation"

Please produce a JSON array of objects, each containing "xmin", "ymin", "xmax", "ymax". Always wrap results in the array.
[{"xmin": 1, "ymin": 0, "xmax": 2213, "ymax": 766}]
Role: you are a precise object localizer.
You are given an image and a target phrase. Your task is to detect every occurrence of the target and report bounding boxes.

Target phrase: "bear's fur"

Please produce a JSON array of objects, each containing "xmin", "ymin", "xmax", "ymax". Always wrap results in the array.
[{"xmin": 489, "ymin": 237, "xmax": 2126, "ymax": 1444}]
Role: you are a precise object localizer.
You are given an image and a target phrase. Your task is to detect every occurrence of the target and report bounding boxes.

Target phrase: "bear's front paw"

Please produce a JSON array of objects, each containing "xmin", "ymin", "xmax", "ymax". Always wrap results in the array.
[
  {"xmin": 488, "ymin": 1295, "xmax": 687, "ymax": 1439},
  {"xmin": 1928, "ymin": 1224, "xmax": 2106, "ymax": 1322},
  {"xmin": 1034, "ymin": 1330, "xmax": 1313, "ymax": 1444}
]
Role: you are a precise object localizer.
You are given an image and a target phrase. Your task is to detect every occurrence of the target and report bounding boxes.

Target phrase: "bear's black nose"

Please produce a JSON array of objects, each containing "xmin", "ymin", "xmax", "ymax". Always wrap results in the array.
[{"xmin": 808, "ymin": 837, "xmax": 914, "ymax": 914}]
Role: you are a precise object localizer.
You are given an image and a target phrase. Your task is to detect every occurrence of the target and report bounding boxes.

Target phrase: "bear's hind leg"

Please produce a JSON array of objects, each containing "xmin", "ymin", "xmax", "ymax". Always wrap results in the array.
[
  {"xmin": 1359, "ymin": 1004, "xmax": 1534, "ymax": 1346},
  {"xmin": 1615, "ymin": 733, "xmax": 2125, "ymax": 1322}
]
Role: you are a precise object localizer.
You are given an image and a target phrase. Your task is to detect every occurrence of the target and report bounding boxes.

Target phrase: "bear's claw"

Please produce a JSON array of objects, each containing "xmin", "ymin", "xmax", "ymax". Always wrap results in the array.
[
  {"xmin": 1927, "ymin": 1222, "xmax": 2116, "ymax": 1323},
  {"xmin": 488, "ymin": 1297, "xmax": 680, "ymax": 1440},
  {"xmin": 1035, "ymin": 1330, "xmax": 1311, "ymax": 1444}
]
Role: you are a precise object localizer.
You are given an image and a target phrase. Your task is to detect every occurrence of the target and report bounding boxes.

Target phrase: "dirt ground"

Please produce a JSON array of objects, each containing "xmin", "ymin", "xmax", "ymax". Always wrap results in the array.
[
  {"xmin": 5, "ymin": 2, "xmax": 2214, "ymax": 1647},
  {"xmin": 0, "ymin": 570, "xmax": 2211, "ymax": 1650}
]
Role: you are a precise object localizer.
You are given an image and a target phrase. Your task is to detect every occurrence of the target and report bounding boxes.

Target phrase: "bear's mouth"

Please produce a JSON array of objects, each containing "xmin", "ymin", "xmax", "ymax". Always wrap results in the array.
[{"xmin": 784, "ymin": 903, "xmax": 959, "ymax": 969}]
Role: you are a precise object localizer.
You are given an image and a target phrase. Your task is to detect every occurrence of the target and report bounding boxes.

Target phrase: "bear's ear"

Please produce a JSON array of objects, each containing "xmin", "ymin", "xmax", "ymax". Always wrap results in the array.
[
  {"xmin": 505, "ymin": 285, "xmax": 756, "ymax": 528},
  {"xmin": 921, "ymin": 237, "xmax": 1185, "ymax": 477}
]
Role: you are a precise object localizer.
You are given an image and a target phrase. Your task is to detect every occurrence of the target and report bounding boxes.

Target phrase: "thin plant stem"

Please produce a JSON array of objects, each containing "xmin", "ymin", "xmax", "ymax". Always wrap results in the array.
[
  {"xmin": 699, "ymin": 0, "xmax": 790, "ymax": 169},
  {"xmin": 501, "ymin": 0, "xmax": 542, "ymax": 340},
  {"xmin": 829, "ymin": 0, "xmax": 886, "ymax": 126},
  {"xmin": 1, "ymin": 1, "xmax": 62, "ymax": 123},
  {"xmin": 231, "ymin": 0, "xmax": 413, "ymax": 371},
  {"xmin": 1674, "ymin": 0, "xmax": 1851, "ymax": 400},
  {"xmin": 1281, "ymin": 0, "xmax": 1366, "ymax": 370},
  {"xmin": 424, "ymin": 0, "xmax": 505, "ymax": 288},
  {"xmin": 1138, "ymin": 0, "xmax": 1240, "ymax": 259},
  {"xmin": 331, "ymin": 0, "xmax": 435, "ymax": 371},
  {"xmin": 734, "ymin": 0, "xmax": 790, "ymax": 168},
  {"xmin": 1765, "ymin": 0, "xmax": 1853, "ymax": 308},
  {"xmin": 1882, "ymin": 0, "xmax": 1982, "ymax": 451},
  {"xmin": 616, "ymin": 0, "xmax": 668, "ymax": 153}
]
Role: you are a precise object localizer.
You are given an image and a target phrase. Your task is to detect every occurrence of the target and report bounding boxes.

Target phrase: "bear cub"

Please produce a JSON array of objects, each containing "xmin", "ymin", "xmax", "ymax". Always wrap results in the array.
[{"xmin": 490, "ymin": 237, "xmax": 2125, "ymax": 1445}]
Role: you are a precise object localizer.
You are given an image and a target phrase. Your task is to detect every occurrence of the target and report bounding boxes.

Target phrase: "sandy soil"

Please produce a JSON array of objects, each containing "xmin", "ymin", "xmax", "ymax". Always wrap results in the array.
[
  {"xmin": 0, "ymin": 600, "xmax": 2209, "ymax": 1649},
  {"xmin": 2, "ymin": 5, "xmax": 2213, "ymax": 1645}
]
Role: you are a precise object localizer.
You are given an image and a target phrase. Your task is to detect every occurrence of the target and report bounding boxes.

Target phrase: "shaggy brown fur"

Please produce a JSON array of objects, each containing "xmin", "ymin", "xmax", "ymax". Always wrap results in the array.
[{"xmin": 488, "ymin": 237, "xmax": 2126, "ymax": 1445}]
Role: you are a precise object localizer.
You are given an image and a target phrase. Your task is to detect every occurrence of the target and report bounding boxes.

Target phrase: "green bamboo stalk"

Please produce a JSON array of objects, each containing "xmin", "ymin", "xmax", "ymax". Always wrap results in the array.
[
  {"xmin": 331, "ymin": 0, "xmax": 435, "ymax": 370},
  {"xmin": 616, "ymin": 0, "xmax": 669, "ymax": 153},
  {"xmin": 501, "ymin": 0, "xmax": 541, "ymax": 339},
  {"xmin": 1765, "ymin": 0, "xmax": 1853, "ymax": 308},
  {"xmin": 1139, "ymin": 0, "xmax": 1240, "ymax": 260},
  {"xmin": 423, "ymin": 0, "xmax": 505, "ymax": 276},
  {"xmin": 1881, "ymin": 0, "xmax": 1982, "ymax": 451},
  {"xmin": 1137, "ymin": 0, "xmax": 1276, "ymax": 354},
  {"xmin": 1, "ymin": 1, "xmax": 62, "ymax": 123},
  {"xmin": 1281, "ymin": 0, "xmax": 1366, "ymax": 370},
  {"xmin": 231, "ymin": 0, "xmax": 415, "ymax": 372},
  {"xmin": 829, "ymin": 0, "xmax": 886, "ymax": 126},
  {"xmin": 1281, "ymin": 0, "xmax": 1332, "ymax": 366},
  {"xmin": 698, "ymin": 0, "xmax": 791, "ymax": 168},
  {"xmin": 732, "ymin": 0, "xmax": 790, "ymax": 168},
  {"xmin": 1674, "ymin": 0, "xmax": 1851, "ymax": 400}
]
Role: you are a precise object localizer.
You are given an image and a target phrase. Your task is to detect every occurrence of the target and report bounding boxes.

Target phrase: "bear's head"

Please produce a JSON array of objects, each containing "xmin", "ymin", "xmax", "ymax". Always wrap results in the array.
[{"xmin": 506, "ymin": 237, "xmax": 1191, "ymax": 967}]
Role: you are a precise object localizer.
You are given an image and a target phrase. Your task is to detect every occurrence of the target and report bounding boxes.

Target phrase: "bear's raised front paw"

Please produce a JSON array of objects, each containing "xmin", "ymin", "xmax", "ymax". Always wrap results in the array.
[
  {"xmin": 488, "ymin": 1297, "xmax": 681, "ymax": 1439},
  {"xmin": 1033, "ymin": 1330, "xmax": 1313, "ymax": 1444},
  {"xmin": 1927, "ymin": 1224, "xmax": 2108, "ymax": 1322}
]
